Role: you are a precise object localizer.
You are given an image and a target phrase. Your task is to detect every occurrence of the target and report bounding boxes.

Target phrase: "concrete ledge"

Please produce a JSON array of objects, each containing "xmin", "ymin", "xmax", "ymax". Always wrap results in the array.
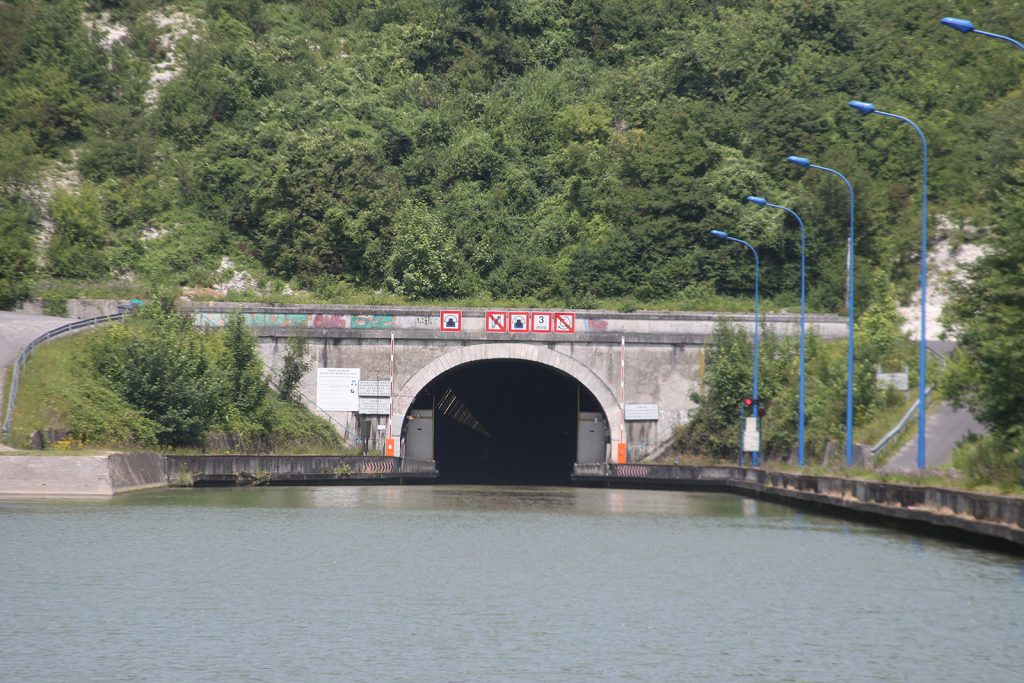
[
  {"xmin": 165, "ymin": 455, "xmax": 437, "ymax": 485},
  {"xmin": 0, "ymin": 452, "xmax": 167, "ymax": 497},
  {"xmin": 573, "ymin": 464, "xmax": 1024, "ymax": 553}
]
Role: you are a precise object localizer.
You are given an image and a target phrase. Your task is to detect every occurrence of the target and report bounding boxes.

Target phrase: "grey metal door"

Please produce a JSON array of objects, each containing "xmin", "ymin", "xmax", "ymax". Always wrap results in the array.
[
  {"xmin": 577, "ymin": 411, "xmax": 608, "ymax": 464},
  {"xmin": 405, "ymin": 409, "xmax": 434, "ymax": 461}
]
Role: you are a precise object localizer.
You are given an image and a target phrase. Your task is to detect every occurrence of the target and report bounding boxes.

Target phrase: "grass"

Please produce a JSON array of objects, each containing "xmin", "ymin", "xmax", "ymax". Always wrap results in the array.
[
  {"xmin": 854, "ymin": 394, "xmax": 918, "ymax": 447},
  {"xmin": 7, "ymin": 333, "xmax": 86, "ymax": 448}
]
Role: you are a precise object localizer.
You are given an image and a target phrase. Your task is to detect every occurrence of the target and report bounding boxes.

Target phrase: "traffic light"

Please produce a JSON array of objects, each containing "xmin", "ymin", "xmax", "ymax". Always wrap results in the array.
[{"xmin": 741, "ymin": 397, "xmax": 767, "ymax": 417}]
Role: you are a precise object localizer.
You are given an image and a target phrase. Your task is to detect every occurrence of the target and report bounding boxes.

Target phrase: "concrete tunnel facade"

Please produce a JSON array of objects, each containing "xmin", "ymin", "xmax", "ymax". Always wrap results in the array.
[{"xmin": 392, "ymin": 343, "xmax": 622, "ymax": 469}]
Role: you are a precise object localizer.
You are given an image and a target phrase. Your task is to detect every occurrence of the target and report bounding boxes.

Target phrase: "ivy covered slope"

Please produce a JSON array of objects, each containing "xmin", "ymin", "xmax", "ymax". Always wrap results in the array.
[{"xmin": 0, "ymin": 0, "xmax": 1019, "ymax": 311}]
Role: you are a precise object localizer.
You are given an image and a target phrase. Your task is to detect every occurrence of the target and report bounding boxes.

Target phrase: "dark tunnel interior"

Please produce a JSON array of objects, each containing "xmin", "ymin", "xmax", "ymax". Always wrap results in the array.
[{"xmin": 408, "ymin": 360, "xmax": 604, "ymax": 486}]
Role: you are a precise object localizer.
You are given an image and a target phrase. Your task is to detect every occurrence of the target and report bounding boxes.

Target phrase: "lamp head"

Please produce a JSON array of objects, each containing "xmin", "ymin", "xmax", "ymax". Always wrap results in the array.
[
  {"xmin": 745, "ymin": 196, "xmax": 767, "ymax": 207},
  {"xmin": 940, "ymin": 17, "xmax": 974, "ymax": 33},
  {"xmin": 710, "ymin": 229, "xmax": 729, "ymax": 239},
  {"xmin": 787, "ymin": 155, "xmax": 811, "ymax": 168},
  {"xmin": 848, "ymin": 100, "xmax": 877, "ymax": 115}
]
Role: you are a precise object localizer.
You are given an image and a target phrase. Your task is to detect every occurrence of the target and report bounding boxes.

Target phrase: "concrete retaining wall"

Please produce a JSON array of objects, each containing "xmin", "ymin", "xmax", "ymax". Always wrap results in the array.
[
  {"xmin": 574, "ymin": 464, "xmax": 1024, "ymax": 552},
  {"xmin": 165, "ymin": 455, "xmax": 437, "ymax": 485},
  {"xmin": 0, "ymin": 452, "xmax": 167, "ymax": 497}
]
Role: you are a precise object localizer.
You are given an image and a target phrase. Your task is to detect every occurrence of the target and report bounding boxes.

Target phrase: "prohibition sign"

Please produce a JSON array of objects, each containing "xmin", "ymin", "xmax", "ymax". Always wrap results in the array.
[
  {"xmin": 485, "ymin": 310, "xmax": 507, "ymax": 333},
  {"xmin": 554, "ymin": 312, "xmax": 575, "ymax": 333}
]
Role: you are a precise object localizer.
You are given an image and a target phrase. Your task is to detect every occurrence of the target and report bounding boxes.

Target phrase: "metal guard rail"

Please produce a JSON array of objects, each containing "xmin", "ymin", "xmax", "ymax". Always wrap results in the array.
[
  {"xmin": 3, "ymin": 312, "xmax": 128, "ymax": 436},
  {"xmin": 869, "ymin": 345, "xmax": 947, "ymax": 460}
]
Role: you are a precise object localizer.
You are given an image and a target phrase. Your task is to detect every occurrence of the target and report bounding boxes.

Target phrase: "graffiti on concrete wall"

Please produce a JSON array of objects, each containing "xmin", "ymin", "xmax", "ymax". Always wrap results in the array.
[
  {"xmin": 584, "ymin": 319, "xmax": 609, "ymax": 332},
  {"xmin": 310, "ymin": 314, "xmax": 348, "ymax": 329},
  {"xmin": 196, "ymin": 312, "xmax": 393, "ymax": 330},
  {"xmin": 351, "ymin": 315, "xmax": 395, "ymax": 329}
]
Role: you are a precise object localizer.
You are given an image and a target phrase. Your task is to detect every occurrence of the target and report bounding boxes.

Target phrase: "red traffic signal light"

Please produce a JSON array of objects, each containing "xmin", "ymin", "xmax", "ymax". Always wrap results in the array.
[{"xmin": 743, "ymin": 397, "xmax": 755, "ymax": 407}]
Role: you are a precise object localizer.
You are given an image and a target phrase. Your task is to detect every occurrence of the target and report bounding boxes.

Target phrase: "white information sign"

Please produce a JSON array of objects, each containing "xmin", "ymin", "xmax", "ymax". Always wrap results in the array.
[
  {"xmin": 358, "ymin": 380, "xmax": 391, "ymax": 397},
  {"xmin": 743, "ymin": 417, "xmax": 760, "ymax": 452},
  {"xmin": 625, "ymin": 403, "xmax": 659, "ymax": 421},
  {"xmin": 359, "ymin": 397, "xmax": 391, "ymax": 415},
  {"xmin": 317, "ymin": 368, "xmax": 361, "ymax": 411},
  {"xmin": 876, "ymin": 372, "xmax": 909, "ymax": 391}
]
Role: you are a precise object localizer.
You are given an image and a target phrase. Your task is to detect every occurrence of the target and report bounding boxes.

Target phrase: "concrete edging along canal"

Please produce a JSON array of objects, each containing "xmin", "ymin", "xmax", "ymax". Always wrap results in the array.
[
  {"xmin": 163, "ymin": 454, "xmax": 437, "ymax": 485},
  {"xmin": 573, "ymin": 463, "xmax": 1024, "ymax": 553},
  {"xmin": 0, "ymin": 452, "xmax": 167, "ymax": 496},
  {"xmin": 0, "ymin": 453, "xmax": 436, "ymax": 496}
]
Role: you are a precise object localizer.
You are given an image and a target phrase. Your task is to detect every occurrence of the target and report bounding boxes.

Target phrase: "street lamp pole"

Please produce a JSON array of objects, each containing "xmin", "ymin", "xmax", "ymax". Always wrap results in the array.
[
  {"xmin": 848, "ymin": 100, "xmax": 928, "ymax": 470},
  {"xmin": 940, "ymin": 18, "xmax": 1024, "ymax": 50},
  {"xmin": 710, "ymin": 229, "xmax": 760, "ymax": 465},
  {"xmin": 787, "ymin": 155, "xmax": 856, "ymax": 468},
  {"xmin": 746, "ymin": 196, "xmax": 807, "ymax": 467}
]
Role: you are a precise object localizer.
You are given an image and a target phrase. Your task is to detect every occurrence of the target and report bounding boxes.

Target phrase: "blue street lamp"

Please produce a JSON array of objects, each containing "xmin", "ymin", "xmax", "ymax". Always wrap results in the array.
[
  {"xmin": 745, "ymin": 195, "xmax": 807, "ymax": 467},
  {"xmin": 787, "ymin": 155, "xmax": 856, "ymax": 468},
  {"xmin": 711, "ymin": 229, "xmax": 760, "ymax": 466},
  {"xmin": 940, "ymin": 18, "xmax": 1024, "ymax": 50},
  {"xmin": 848, "ymin": 100, "xmax": 928, "ymax": 470}
]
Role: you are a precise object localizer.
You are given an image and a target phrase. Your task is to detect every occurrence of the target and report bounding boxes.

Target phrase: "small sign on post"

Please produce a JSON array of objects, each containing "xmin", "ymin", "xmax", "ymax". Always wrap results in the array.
[{"xmin": 743, "ymin": 417, "xmax": 760, "ymax": 453}]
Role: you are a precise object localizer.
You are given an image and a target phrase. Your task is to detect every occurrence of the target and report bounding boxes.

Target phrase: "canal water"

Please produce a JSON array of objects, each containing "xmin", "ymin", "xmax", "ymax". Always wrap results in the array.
[{"xmin": 1, "ymin": 486, "xmax": 1022, "ymax": 682}]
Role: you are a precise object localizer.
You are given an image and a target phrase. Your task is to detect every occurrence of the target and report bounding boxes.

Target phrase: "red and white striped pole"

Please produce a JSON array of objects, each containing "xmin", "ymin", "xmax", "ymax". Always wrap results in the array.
[
  {"xmin": 616, "ymin": 335, "xmax": 627, "ymax": 464},
  {"xmin": 386, "ymin": 332, "xmax": 396, "ymax": 457}
]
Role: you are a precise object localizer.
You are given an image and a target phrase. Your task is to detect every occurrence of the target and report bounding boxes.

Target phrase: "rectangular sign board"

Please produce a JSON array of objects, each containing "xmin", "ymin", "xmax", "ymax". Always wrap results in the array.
[
  {"xmin": 743, "ymin": 429, "xmax": 761, "ymax": 453},
  {"xmin": 317, "ymin": 368, "xmax": 361, "ymax": 411},
  {"xmin": 440, "ymin": 310, "xmax": 462, "ymax": 331},
  {"xmin": 358, "ymin": 397, "xmax": 391, "ymax": 415},
  {"xmin": 554, "ymin": 312, "xmax": 575, "ymax": 333},
  {"xmin": 876, "ymin": 372, "xmax": 909, "ymax": 391},
  {"xmin": 625, "ymin": 403, "xmax": 659, "ymax": 421},
  {"xmin": 485, "ymin": 310, "xmax": 507, "ymax": 333},
  {"xmin": 358, "ymin": 380, "xmax": 391, "ymax": 397}
]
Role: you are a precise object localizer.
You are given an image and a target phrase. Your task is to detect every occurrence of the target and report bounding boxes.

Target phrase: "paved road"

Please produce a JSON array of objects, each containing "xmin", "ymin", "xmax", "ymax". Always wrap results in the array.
[
  {"xmin": 881, "ymin": 400, "xmax": 986, "ymax": 472},
  {"xmin": 879, "ymin": 341, "xmax": 986, "ymax": 472},
  {"xmin": 0, "ymin": 311, "xmax": 78, "ymax": 368}
]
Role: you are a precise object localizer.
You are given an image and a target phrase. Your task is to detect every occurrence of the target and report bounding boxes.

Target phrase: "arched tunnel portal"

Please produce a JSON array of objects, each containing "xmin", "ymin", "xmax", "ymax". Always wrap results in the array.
[{"xmin": 401, "ymin": 356, "xmax": 614, "ymax": 486}]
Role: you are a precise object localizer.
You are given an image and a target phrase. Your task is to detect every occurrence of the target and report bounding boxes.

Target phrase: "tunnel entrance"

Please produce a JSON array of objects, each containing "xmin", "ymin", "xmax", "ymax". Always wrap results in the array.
[{"xmin": 406, "ymin": 360, "xmax": 606, "ymax": 486}]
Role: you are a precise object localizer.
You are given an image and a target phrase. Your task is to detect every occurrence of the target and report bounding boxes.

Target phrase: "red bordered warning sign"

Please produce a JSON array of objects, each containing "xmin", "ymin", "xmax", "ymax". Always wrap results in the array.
[
  {"xmin": 531, "ymin": 312, "xmax": 552, "ymax": 333},
  {"xmin": 553, "ymin": 312, "xmax": 576, "ymax": 334},
  {"xmin": 439, "ymin": 310, "xmax": 462, "ymax": 332},
  {"xmin": 509, "ymin": 312, "xmax": 529, "ymax": 333},
  {"xmin": 485, "ymin": 310, "xmax": 507, "ymax": 333}
]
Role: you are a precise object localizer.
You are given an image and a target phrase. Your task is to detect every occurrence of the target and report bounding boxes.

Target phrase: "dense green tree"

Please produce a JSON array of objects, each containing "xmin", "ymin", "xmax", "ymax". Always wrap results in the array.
[
  {"xmin": 0, "ymin": 200, "xmax": 35, "ymax": 309},
  {"xmin": 386, "ymin": 200, "xmax": 467, "ymax": 298},
  {"xmin": 277, "ymin": 335, "xmax": 310, "ymax": 403},
  {"xmin": 942, "ymin": 170, "xmax": 1024, "ymax": 439},
  {"xmin": 46, "ymin": 183, "xmax": 110, "ymax": 279},
  {"xmin": 90, "ymin": 307, "xmax": 224, "ymax": 446}
]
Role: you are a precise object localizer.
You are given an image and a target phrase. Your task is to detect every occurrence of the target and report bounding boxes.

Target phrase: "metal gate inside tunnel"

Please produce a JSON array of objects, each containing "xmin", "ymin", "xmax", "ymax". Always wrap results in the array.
[{"xmin": 403, "ymin": 360, "xmax": 609, "ymax": 485}]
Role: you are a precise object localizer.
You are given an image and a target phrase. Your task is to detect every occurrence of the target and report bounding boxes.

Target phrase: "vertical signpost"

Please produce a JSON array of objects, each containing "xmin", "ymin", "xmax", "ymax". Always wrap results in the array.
[
  {"xmin": 386, "ymin": 332, "xmax": 396, "ymax": 457},
  {"xmin": 616, "ymin": 336, "xmax": 627, "ymax": 464}
]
